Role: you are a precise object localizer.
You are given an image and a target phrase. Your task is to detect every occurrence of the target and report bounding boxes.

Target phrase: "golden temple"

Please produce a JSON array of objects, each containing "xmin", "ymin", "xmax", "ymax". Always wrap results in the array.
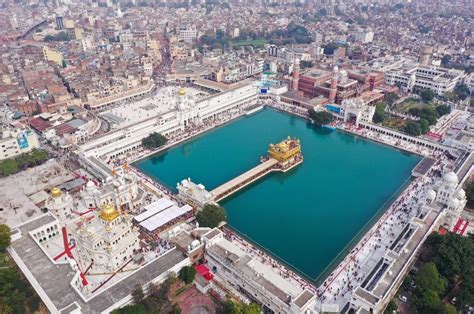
[{"xmin": 268, "ymin": 136, "xmax": 302, "ymax": 162}]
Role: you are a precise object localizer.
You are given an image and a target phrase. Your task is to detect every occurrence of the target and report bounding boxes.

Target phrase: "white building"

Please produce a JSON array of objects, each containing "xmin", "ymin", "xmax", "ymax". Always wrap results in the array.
[
  {"xmin": 202, "ymin": 229, "xmax": 316, "ymax": 313},
  {"xmin": 354, "ymin": 29, "xmax": 374, "ymax": 44},
  {"xmin": 80, "ymin": 166, "xmax": 142, "ymax": 212},
  {"xmin": 178, "ymin": 24, "xmax": 197, "ymax": 43},
  {"xmin": 0, "ymin": 127, "xmax": 40, "ymax": 160},
  {"xmin": 45, "ymin": 187, "xmax": 74, "ymax": 222},
  {"xmin": 384, "ymin": 65, "xmax": 465, "ymax": 95},
  {"xmin": 79, "ymin": 84, "xmax": 259, "ymax": 160},
  {"xmin": 339, "ymin": 97, "xmax": 376, "ymax": 127},
  {"xmin": 177, "ymin": 178, "xmax": 213, "ymax": 208},
  {"xmin": 74, "ymin": 203, "xmax": 140, "ymax": 273},
  {"xmin": 432, "ymin": 171, "xmax": 467, "ymax": 230}
]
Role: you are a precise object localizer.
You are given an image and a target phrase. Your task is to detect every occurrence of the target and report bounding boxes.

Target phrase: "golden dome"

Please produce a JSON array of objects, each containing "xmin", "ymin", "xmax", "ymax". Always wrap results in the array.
[
  {"xmin": 51, "ymin": 187, "xmax": 62, "ymax": 198},
  {"xmin": 178, "ymin": 88, "xmax": 186, "ymax": 96},
  {"xmin": 99, "ymin": 203, "xmax": 120, "ymax": 222}
]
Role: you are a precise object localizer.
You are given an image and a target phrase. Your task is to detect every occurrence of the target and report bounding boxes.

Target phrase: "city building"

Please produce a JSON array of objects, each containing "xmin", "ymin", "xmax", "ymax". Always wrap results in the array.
[
  {"xmin": 0, "ymin": 127, "xmax": 40, "ymax": 160},
  {"xmin": 202, "ymin": 228, "xmax": 316, "ymax": 313},
  {"xmin": 74, "ymin": 203, "xmax": 140, "ymax": 273}
]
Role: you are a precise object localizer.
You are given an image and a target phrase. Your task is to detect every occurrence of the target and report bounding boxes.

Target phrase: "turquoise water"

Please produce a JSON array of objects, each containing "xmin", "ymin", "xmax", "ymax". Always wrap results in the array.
[{"xmin": 135, "ymin": 109, "xmax": 420, "ymax": 281}]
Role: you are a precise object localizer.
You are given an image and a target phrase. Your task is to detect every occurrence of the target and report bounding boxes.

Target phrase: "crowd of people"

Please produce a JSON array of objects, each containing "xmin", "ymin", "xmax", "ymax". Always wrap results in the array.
[
  {"xmin": 221, "ymin": 227, "xmax": 318, "ymax": 294},
  {"xmin": 316, "ymin": 151, "xmax": 450, "ymax": 307},
  {"xmin": 95, "ymin": 95, "xmax": 459, "ymax": 309}
]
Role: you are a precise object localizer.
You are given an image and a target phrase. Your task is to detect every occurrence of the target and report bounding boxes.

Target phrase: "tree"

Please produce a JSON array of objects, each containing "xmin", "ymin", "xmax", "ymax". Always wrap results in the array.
[
  {"xmin": 131, "ymin": 284, "xmax": 144, "ymax": 304},
  {"xmin": 436, "ymin": 105, "xmax": 451, "ymax": 116},
  {"xmin": 300, "ymin": 60, "xmax": 313, "ymax": 69},
  {"xmin": 178, "ymin": 265, "xmax": 196, "ymax": 284},
  {"xmin": 404, "ymin": 121, "xmax": 422, "ymax": 136},
  {"xmin": 415, "ymin": 262, "xmax": 447, "ymax": 296},
  {"xmin": 196, "ymin": 204, "xmax": 226, "ymax": 228},
  {"xmin": 384, "ymin": 92, "xmax": 399, "ymax": 106},
  {"xmin": 372, "ymin": 103, "xmax": 387, "ymax": 123},
  {"xmin": 415, "ymin": 289, "xmax": 441, "ymax": 313},
  {"xmin": 465, "ymin": 181, "xmax": 474, "ymax": 208},
  {"xmin": 419, "ymin": 119, "xmax": 430, "ymax": 134},
  {"xmin": 384, "ymin": 300, "xmax": 397, "ymax": 313},
  {"xmin": 0, "ymin": 224, "xmax": 11, "ymax": 251},
  {"xmin": 444, "ymin": 91, "xmax": 458, "ymax": 102},
  {"xmin": 219, "ymin": 300, "xmax": 261, "ymax": 314},
  {"xmin": 420, "ymin": 89, "xmax": 435, "ymax": 103},
  {"xmin": 322, "ymin": 42, "xmax": 339, "ymax": 55},
  {"xmin": 453, "ymin": 83, "xmax": 470, "ymax": 101},
  {"xmin": 0, "ymin": 159, "xmax": 18, "ymax": 177},
  {"xmin": 142, "ymin": 132, "xmax": 168, "ymax": 149},
  {"xmin": 438, "ymin": 303, "xmax": 458, "ymax": 314},
  {"xmin": 308, "ymin": 109, "xmax": 334, "ymax": 127}
]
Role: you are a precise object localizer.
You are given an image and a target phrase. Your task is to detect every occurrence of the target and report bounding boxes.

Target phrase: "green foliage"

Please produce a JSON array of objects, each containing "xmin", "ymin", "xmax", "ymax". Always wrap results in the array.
[
  {"xmin": 0, "ymin": 159, "xmax": 18, "ymax": 177},
  {"xmin": 44, "ymin": 31, "xmax": 71, "ymax": 42},
  {"xmin": 308, "ymin": 109, "xmax": 334, "ymax": 127},
  {"xmin": 384, "ymin": 300, "xmax": 397, "ymax": 313},
  {"xmin": 0, "ymin": 149, "xmax": 48, "ymax": 177},
  {"xmin": 420, "ymin": 89, "xmax": 435, "ymax": 103},
  {"xmin": 142, "ymin": 132, "xmax": 168, "ymax": 149},
  {"xmin": 196, "ymin": 204, "xmax": 227, "ymax": 228},
  {"xmin": 404, "ymin": 121, "xmax": 422, "ymax": 136},
  {"xmin": 411, "ymin": 262, "xmax": 448, "ymax": 313},
  {"xmin": 415, "ymin": 262, "xmax": 447, "ymax": 295},
  {"xmin": 322, "ymin": 42, "xmax": 340, "ymax": 55},
  {"xmin": 454, "ymin": 83, "xmax": 470, "ymax": 101},
  {"xmin": 408, "ymin": 107, "xmax": 438, "ymax": 125},
  {"xmin": 0, "ymin": 266, "xmax": 40, "ymax": 313},
  {"xmin": 0, "ymin": 225, "xmax": 11, "ymax": 251},
  {"xmin": 299, "ymin": 60, "xmax": 313, "ymax": 69},
  {"xmin": 132, "ymin": 284, "xmax": 144, "ymax": 304},
  {"xmin": 114, "ymin": 275, "xmax": 178, "ymax": 314},
  {"xmin": 219, "ymin": 300, "xmax": 261, "ymax": 314},
  {"xmin": 438, "ymin": 303, "xmax": 458, "ymax": 314},
  {"xmin": 178, "ymin": 265, "xmax": 196, "ymax": 284},
  {"xmin": 372, "ymin": 102, "xmax": 387, "ymax": 123},
  {"xmin": 466, "ymin": 181, "xmax": 474, "ymax": 208},
  {"xmin": 422, "ymin": 233, "xmax": 474, "ymax": 309},
  {"xmin": 435, "ymin": 105, "xmax": 451, "ymax": 116},
  {"xmin": 419, "ymin": 119, "xmax": 430, "ymax": 134},
  {"xmin": 266, "ymin": 22, "xmax": 312, "ymax": 45},
  {"xmin": 384, "ymin": 92, "xmax": 399, "ymax": 106},
  {"xmin": 111, "ymin": 304, "xmax": 147, "ymax": 314}
]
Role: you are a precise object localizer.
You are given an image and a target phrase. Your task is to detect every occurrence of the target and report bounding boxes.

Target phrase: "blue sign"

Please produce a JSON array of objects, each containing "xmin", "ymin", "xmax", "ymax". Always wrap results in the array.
[{"xmin": 260, "ymin": 89, "xmax": 268, "ymax": 94}]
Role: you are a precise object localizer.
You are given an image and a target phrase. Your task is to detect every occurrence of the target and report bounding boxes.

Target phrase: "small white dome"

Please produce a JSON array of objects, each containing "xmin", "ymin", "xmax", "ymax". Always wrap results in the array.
[
  {"xmin": 426, "ymin": 189, "xmax": 436, "ymax": 200},
  {"xmin": 448, "ymin": 197, "xmax": 460, "ymax": 208},
  {"xmin": 443, "ymin": 171, "xmax": 458, "ymax": 185},
  {"xmin": 86, "ymin": 180, "xmax": 95, "ymax": 188}
]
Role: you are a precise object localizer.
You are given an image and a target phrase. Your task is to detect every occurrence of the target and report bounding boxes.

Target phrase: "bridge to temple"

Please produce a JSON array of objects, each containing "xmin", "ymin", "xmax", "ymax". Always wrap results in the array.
[{"xmin": 211, "ymin": 158, "xmax": 279, "ymax": 202}]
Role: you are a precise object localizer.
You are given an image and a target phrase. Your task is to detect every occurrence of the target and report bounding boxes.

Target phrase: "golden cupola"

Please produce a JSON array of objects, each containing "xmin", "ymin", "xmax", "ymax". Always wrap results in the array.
[
  {"xmin": 178, "ymin": 88, "xmax": 186, "ymax": 97},
  {"xmin": 51, "ymin": 187, "xmax": 62, "ymax": 198},
  {"xmin": 99, "ymin": 203, "xmax": 120, "ymax": 222}
]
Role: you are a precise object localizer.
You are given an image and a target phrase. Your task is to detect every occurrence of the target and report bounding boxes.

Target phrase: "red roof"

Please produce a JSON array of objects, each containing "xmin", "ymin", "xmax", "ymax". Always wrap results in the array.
[
  {"xmin": 194, "ymin": 264, "xmax": 213, "ymax": 281},
  {"xmin": 29, "ymin": 117, "xmax": 52, "ymax": 133},
  {"xmin": 54, "ymin": 123, "xmax": 77, "ymax": 136}
]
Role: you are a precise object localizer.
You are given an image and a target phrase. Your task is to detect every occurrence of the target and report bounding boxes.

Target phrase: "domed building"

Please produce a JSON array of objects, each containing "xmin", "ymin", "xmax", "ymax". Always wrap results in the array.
[
  {"xmin": 45, "ymin": 187, "xmax": 74, "ymax": 222},
  {"xmin": 175, "ymin": 87, "xmax": 200, "ymax": 128},
  {"xmin": 434, "ymin": 171, "xmax": 467, "ymax": 229},
  {"xmin": 74, "ymin": 203, "xmax": 140, "ymax": 273},
  {"xmin": 80, "ymin": 166, "xmax": 141, "ymax": 212}
]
